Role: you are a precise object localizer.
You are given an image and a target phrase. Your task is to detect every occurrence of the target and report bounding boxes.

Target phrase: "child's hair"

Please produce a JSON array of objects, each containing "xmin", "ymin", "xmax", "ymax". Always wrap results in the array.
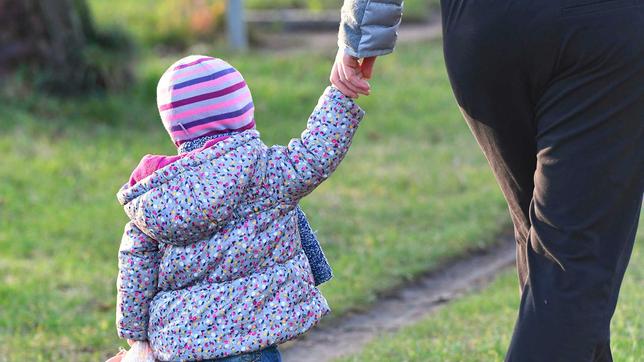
[{"xmin": 156, "ymin": 55, "xmax": 256, "ymax": 147}]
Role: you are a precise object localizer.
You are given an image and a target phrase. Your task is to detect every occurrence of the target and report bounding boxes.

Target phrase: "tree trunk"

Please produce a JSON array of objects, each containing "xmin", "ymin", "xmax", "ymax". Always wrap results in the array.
[
  {"xmin": 0, "ymin": 0, "xmax": 130, "ymax": 94},
  {"xmin": 35, "ymin": 0, "xmax": 89, "ymax": 91}
]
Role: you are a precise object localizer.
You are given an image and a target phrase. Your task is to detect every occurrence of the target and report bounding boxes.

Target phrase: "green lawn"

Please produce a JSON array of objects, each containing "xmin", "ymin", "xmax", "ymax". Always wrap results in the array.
[
  {"xmin": 0, "ymin": 40, "xmax": 509, "ymax": 361},
  {"xmin": 340, "ymin": 221, "xmax": 643, "ymax": 362}
]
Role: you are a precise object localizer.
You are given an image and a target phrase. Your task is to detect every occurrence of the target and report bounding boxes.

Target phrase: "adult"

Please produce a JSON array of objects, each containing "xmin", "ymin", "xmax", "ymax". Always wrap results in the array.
[{"xmin": 331, "ymin": 1, "xmax": 643, "ymax": 361}]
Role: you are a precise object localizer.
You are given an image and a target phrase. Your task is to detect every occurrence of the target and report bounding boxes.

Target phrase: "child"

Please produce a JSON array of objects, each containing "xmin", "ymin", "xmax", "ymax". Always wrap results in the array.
[{"xmin": 112, "ymin": 55, "xmax": 365, "ymax": 361}]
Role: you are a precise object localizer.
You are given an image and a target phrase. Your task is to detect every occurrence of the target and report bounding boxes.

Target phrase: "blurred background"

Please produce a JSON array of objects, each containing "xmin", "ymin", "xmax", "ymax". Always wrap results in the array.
[
  {"xmin": 0, "ymin": 1, "xmax": 640, "ymax": 361},
  {"xmin": 0, "ymin": 0, "xmax": 440, "ymax": 95}
]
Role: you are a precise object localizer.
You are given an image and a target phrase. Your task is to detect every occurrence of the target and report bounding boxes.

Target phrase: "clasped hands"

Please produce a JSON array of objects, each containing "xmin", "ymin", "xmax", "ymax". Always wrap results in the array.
[{"xmin": 330, "ymin": 49, "xmax": 377, "ymax": 99}]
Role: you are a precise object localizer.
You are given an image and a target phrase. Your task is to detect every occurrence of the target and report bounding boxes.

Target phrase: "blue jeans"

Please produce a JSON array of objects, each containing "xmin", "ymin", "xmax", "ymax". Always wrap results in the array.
[{"xmin": 202, "ymin": 346, "xmax": 281, "ymax": 362}]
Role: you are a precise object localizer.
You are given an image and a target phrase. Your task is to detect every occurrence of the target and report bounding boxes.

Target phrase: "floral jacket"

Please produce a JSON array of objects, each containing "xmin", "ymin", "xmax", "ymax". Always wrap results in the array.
[{"xmin": 115, "ymin": 87, "xmax": 364, "ymax": 361}]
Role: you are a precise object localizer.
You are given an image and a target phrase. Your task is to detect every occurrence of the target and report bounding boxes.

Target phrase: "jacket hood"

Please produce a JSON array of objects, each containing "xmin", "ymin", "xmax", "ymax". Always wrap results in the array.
[{"xmin": 117, "ymin": 130, "xmax": 261, "ymax": 246}]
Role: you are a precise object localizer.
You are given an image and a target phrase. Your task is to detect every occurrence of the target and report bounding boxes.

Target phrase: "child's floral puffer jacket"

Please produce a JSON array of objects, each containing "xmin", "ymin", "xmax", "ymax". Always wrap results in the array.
[{"xmin": 115, "ymin": 87, "xmax": 364, "ymax": 361}]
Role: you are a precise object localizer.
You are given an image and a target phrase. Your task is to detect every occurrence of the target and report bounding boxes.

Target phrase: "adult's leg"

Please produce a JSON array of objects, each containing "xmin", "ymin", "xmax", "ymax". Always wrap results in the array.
[
  {"xmin": 507, "ymin": 5, "xmax": 644, "ymax": 360},
  {"xmin": 441, "ymin": 0, "xmax": 643, "ymax": 360},
  {"xmin": 441, "ymin": 0, "xmax": 552, "ymax": 288}
]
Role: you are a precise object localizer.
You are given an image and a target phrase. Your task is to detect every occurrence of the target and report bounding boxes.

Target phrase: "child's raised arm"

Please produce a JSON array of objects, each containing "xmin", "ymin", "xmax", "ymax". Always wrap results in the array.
[
  {"xmin": 116, "ymin": 222, "xmax": 160, "ymax": 341},
  {"xmin": 263, "ymin": 86, "xmax": 365, "ymax": 203}
]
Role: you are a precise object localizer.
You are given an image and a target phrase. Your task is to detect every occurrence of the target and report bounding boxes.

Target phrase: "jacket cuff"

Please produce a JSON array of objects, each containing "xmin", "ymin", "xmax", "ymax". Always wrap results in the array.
[
  {"xmin": 341, "ymin": 45, "xmax": 395, "ymax": 59},
  {"xmin": 117, "ymin": 327, "xmax": 148, "ymax": 341},
  {"xmin": 323, "ymin": 86, "xmax": 366, "ymax": 122},
  {"xmin": 338, "ymin": 0, "xmax": 403, "ymax": 59}
]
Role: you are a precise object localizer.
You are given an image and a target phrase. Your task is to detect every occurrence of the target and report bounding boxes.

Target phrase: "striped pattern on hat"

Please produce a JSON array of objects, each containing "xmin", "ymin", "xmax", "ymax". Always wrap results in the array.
[{"xmin": 157, "ymin": 55, "xmax": 255, "ymax": 146}]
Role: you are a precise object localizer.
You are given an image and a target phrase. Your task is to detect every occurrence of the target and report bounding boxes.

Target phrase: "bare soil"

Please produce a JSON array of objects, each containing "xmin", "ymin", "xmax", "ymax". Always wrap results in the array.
[{"xmin": 281, "ymin": 235, "xmax": 517, "ymax": 362}]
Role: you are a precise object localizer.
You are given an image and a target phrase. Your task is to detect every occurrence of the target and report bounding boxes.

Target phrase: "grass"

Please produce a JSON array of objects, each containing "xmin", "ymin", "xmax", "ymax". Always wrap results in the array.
[
  {"xmin": 0, "ymin": 39, "xmax": 509, "ymax": 361},
  {"xmin": 339, "ymin": 220, "xmax": 643, "ymax": 362}
]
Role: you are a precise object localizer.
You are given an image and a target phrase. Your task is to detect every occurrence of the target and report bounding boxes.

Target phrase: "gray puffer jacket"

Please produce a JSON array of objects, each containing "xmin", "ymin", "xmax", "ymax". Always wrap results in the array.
[{"xmin": 338, "ymin": 0, "xmax": 404, "ymax": 58}]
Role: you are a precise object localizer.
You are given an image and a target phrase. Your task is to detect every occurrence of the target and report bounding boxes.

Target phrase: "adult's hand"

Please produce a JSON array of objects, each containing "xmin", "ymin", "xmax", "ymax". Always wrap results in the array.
[
  {"xmin": 330, "ymin": 50, "xmax": 376, "ymax": 98},
  {"xmin": 360, "ymin": 56, "xmax": 377, "ymax": 80}
]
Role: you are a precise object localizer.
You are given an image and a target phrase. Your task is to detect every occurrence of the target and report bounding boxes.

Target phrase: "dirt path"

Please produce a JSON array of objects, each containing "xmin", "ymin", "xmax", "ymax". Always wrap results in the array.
[
  {"xmin": 256, "ymin": 20, "xmax": 442, "ymax": 54},
  {"xmin": 281, "ymin": 236, "xmax": 516, "ymax": 362}
]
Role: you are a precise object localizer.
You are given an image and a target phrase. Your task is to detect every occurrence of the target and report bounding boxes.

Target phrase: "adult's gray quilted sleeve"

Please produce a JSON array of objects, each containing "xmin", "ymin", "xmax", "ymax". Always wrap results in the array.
[{"xmin": 338, "ymin": 0, "xmax": 404, "ymax": 58}]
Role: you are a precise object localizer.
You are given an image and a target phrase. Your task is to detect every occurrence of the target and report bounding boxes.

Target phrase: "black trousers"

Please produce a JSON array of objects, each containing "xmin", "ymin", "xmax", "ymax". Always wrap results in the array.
[{"xmin": 441, "ymin": 1, "xmax": 643, "ymax": 361}]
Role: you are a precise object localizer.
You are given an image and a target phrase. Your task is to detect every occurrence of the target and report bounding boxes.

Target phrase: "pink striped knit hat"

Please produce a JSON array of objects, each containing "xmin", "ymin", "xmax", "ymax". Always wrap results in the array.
[{"xmin": 157, "ymin": 55, "xmax": 255, "ymax": 146}]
